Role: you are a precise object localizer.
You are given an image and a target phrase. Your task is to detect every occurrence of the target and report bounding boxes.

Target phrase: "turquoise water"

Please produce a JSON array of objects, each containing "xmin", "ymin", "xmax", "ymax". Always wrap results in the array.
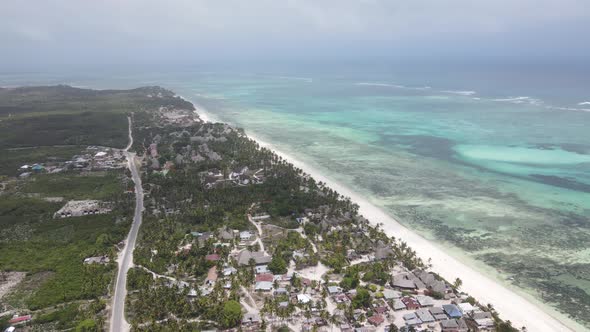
[{"xmin": 2, "ymin": 64, "xmax": 590, "ymax": 328}]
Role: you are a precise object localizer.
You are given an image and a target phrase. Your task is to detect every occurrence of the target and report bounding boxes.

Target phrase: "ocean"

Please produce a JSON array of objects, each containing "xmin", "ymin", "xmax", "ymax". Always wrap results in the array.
[{"xmin": 2, "ymin": 60, "xmax": 590, "ymax": 329}]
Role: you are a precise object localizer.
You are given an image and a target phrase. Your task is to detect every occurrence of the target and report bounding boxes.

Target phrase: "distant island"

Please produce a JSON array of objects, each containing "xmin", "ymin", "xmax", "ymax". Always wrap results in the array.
[{"xmin": 0, "ymin": 85, "xmax": 537, "ymax": 332}]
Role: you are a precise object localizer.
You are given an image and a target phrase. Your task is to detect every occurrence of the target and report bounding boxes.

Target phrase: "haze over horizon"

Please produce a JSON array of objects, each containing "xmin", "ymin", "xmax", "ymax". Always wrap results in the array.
[{"xmin": 2, "ymin": 0, "xmax": 590, "ymax": 70}]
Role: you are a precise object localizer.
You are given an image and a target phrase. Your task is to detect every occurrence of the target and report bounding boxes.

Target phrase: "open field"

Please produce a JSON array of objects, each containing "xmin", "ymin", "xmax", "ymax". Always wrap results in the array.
[{"xmin": 20, "ymin": 171, "xmax": 125, "ymax": 200}]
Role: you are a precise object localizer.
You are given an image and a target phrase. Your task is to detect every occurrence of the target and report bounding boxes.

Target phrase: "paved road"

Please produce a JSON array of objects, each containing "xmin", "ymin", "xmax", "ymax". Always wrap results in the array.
[{"xmin": 110, "ymin": 117, "xmax": 144, "ymax": 332}]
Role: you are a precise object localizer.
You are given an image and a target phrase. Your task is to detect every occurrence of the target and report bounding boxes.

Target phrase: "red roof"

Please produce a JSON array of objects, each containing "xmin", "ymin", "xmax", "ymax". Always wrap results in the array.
[
  {"xmin": 401, "ymin": 296, "xmax": 420, "ymax": 309},
  {"xmin": 256, "ymin": 273, "xmax": 275, "ymax": 282},
  {"xmin": 9, "ymin": 315, "xmax": 32, "ymax": 324},
  {"xmin": 205, "ymin": 254, "xmax": 220, "ymax": 261},
  {"xmin": 368, "ymin": 315, "xmax": 384, "ymax": 326},
  {"xmin": 374, "ymin": 306, "xmax": 388, "ymax": 314}
]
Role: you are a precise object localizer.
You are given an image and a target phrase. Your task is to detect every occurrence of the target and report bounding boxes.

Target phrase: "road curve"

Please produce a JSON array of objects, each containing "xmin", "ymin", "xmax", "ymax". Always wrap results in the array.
[{"xmin": 110, "ymin": 116, "xmax": 144, "ymax": 332}]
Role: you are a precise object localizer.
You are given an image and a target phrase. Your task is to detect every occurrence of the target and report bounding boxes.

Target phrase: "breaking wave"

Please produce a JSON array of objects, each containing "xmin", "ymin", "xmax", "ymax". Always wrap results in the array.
[{"xmin": 441, "ymin": 90, "xmax": 477, "ymax": 96}]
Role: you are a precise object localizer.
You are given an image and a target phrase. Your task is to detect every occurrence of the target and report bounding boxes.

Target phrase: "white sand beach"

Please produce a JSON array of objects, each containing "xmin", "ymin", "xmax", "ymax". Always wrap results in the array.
[{"xmin": 191, "ymin": 103, "xmax": 578, "ymax": 332}]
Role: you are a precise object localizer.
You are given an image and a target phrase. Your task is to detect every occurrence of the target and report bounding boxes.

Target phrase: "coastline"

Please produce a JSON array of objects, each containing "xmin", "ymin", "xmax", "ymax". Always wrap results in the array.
[{"xmin": 187, "ymin": 97, "xmax": 581, "ymax": 332}]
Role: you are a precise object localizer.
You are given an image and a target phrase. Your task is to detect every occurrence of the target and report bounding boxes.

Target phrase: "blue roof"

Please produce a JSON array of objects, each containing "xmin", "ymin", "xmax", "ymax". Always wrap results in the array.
[{"xmin": 442, "ymin": 304, "xmax": 462, "ymax": 318}]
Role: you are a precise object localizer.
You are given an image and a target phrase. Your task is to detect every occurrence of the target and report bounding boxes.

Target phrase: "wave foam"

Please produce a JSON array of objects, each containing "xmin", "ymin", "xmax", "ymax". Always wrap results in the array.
[
  {"xmin": 441, "ymin": 90, "xmax": 477, "ymax": 96},
  {"xmin": 356, "ymin": 82, "xmax": 405, "ymax": 88},
  {"xmin": 578, "ymin": 101, "xmax": 590, "ymax": 106},
  {"xmin": 492, "ymin": 96, "xmax": 543, "ymax": 106},
  {"xmin": 356, "ymin": 82, "xmax": 430, "ymax": 90}
]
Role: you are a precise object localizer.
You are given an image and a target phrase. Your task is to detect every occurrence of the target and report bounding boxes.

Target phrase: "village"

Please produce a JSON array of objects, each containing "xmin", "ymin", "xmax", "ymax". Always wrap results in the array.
[
  {"xmin": 113, "ymin": 105, "xmax": 519, "ymax": 332},
  {"xmin": 133, "ymin": 197, "xmax": 497, "ymax": 332}
]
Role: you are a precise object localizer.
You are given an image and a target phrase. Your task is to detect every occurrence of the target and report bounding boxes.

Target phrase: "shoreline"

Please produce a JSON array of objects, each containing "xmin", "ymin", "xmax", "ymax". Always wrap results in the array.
[{"xmin": 187, "ymin": 97, "xmax": 578, "ymax": 331}]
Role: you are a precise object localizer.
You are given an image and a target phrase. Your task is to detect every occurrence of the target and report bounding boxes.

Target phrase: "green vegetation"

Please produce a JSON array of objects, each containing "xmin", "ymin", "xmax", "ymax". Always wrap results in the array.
[
  {"xmin": 221, "ymin": 300, "xmax": 242, "ymax": 328},
  {"xmin": 0, "ymin": 85, "xmax": 184, "ymax": 330},
  {"xmin": 0, "ymin": 111, "xmax": 129, "ymax": 149},
  {"xmin": 21, "ymin": 171, "xmax": 125, "ymax": 200}
]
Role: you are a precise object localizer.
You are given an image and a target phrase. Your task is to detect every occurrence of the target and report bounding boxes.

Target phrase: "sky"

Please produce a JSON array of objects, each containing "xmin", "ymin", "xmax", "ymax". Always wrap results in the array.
[{"xmin": 1, "ymin": 0, "xmax": 590, "ymax": 70}]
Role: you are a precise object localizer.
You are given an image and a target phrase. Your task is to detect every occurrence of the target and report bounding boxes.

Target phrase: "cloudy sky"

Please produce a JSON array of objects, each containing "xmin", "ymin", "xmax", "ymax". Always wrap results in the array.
[{"xmin": 1, "ymin": 0, "xmax": 589, "ymax": 69}]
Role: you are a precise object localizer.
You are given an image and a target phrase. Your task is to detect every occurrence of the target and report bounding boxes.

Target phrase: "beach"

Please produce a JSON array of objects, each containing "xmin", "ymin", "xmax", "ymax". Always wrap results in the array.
[{"xmin": 191, "ymin": 102, "xmax": 577, "ymax": 332}]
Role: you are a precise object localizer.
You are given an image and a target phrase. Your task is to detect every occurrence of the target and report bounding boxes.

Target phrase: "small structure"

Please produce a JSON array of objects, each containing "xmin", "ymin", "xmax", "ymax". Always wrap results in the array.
[{"xmin": 83, "ymin": 256, "xmax": 110, "ymax": 265}]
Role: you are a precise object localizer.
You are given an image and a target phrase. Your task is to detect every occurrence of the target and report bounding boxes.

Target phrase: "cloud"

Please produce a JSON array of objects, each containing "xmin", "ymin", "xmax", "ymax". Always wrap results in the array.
[{"xmin": 0, "ymin": 0, "xmax": 589, "ymax": 67}]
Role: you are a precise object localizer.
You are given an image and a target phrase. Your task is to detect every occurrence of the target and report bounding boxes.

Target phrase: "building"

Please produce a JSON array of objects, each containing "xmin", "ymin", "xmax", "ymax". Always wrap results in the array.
[
  {"xmin": 206, "ymin": 266, "xmax": 218, "ymax": 285},
  {"xmin": 256, "ymin": 273, "xmax": 275, "ymax": 282},
  {"xmin": 403, "ymin": 312, "xmax": 422, "ymax": 326},
  {"xmin": 367, "ymin": 315, "xmax": 385, "ymax": 326},
  {"xmin": 297, "ymin": 294, "xmax": 312, "ymax": 304},
  {"xmin": 416, "ymin": 295, "xmax": 434, "ymax": 307},
  {"xmin": 401, "ymin": 296, "xmax": 420, "ymax": 310},
  {"xmin": 383, "ymin": 289, "xmax": 401, "ymax": 300},
  {"xmin": 457, "ymin": 302, "xmax": 476, "ymax": 315},
  {"xmin": 471, "ymin": 311, "xmax": 495, "ymax": 329},
  {"xmin": 274, "ymin": 287, "xmax": 288, "ymax": 295},
  {"xmin": 236, "ymin": 250, "xmax": 272, "ymax": 266},
  {"xmin": 440, "ymin": 318, "xmax": 469, "ymax": 332},
  {"xmin": 255, "ymin": 281, "xmax": 273, "ymax": 292},
  {"xmin": 242, "ymin": 313, "xmax": 261, "ymax": 327},
  {"xmin": 240, "ymin": 231, "xmax": 253, "ymax": 241},
  {"xmin": 392, "ymin": 274, "xmax": 416, "ymax": 290},
  {"xmin": 416, "ymin": 308, "xmax": 435, "ymax": 323},
  {"xmin": 223, "ymin": 267, "xmax": 237, "ymax": 276},
  {"xmin": 392, "ymin": 299, "xmax": 406, "ymax": 311},
  {"xmin": 255, "ymin": 265, "xmax": 270, "ymax": 274},
  {"xmin": 429, "ymin": 307, "xmax": 448, "ymax": 321},
  {"xmin": 327, "ymin": 285, "xmax": 343, "ymax": 295},
  {"xmin": 443, "ymin": 304, "xmax": 462, "ymax": 318}
]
